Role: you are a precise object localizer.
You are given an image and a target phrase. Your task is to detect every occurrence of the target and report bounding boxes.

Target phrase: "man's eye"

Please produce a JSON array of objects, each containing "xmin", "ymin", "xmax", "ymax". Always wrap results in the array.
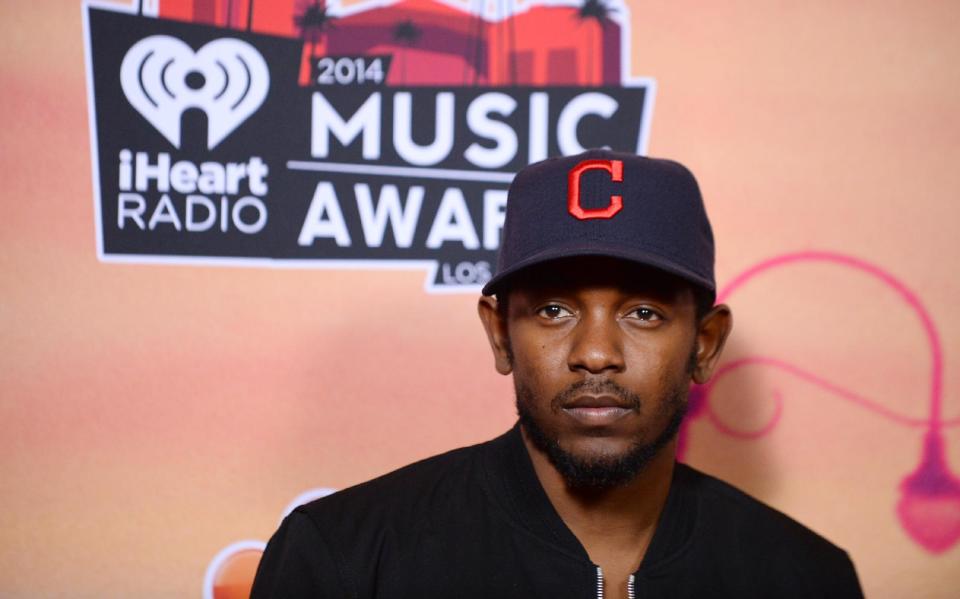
[
  {"xmin": 628, "ymin": 307, "xmax": 662, "ymax": 322},
  {"xmin": 537, "ymin": 304, "xmax": 573, "ymax": 319}
]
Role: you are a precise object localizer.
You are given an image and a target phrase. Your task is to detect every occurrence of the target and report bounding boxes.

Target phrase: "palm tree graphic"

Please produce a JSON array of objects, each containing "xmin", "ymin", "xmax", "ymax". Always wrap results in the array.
[
  {"xmin": 578, "ymin": 0, "xmax": 613, "ymax": 84},
  {"xmin": 392, "ymin": 19, "xmax": 422, "ymax": 84},
  {"xmin": 296, "ymin": 1, "xmax": 335, "ymax": 62}
]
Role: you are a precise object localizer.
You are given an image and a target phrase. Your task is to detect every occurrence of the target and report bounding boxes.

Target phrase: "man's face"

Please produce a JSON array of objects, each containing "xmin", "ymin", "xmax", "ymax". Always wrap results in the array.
[{"xmin": 482, "ymin": 257, "xmax": 721, "ymax": 489}]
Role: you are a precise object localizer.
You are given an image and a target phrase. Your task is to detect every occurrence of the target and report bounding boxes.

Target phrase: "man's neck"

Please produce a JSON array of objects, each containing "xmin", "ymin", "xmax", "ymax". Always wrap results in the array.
[{"xmin": 520, "ymin": 427, "xmax": 676, "ymax": 568}]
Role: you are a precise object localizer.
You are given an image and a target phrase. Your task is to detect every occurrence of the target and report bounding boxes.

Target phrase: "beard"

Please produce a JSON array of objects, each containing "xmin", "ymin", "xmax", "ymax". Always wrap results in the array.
[{"xmin": 515, "ymin": 374, "xmax": 689, "ymax": 490}]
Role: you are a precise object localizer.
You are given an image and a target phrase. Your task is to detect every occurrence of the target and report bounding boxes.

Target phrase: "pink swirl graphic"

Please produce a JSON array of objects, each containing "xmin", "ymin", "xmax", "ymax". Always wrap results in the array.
[{"xmin": 678, "ymin": 251, "xmax": 960, "ymax": 553}]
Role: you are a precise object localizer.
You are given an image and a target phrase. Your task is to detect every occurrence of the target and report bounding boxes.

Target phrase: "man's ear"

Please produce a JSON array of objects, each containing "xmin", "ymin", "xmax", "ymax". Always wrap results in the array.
[
  {"xmin": 477, "ymin": 295, "xmax": 513, "ymax": 375},
  {"xmin": 692, "ymin": 304, "xmax": 733, "ymax": 385}
]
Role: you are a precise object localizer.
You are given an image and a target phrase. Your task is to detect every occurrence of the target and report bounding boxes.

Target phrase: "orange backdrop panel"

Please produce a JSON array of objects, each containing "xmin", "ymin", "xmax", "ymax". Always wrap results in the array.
[{"xmin": 1, "ymin": 0, "xmax": 959, "ymax": 597}]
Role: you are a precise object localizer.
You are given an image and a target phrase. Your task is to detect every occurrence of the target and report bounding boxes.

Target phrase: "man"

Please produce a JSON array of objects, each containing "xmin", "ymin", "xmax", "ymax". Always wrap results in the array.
[{"xmin": 251, "ymin": 150, "xmax": 863, "ymax": 598}]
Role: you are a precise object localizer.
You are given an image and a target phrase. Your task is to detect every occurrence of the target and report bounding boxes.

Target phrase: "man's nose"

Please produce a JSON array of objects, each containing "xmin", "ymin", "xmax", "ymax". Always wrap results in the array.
[{"xmin": 567, "ymin": 313, "xmax": 625, "ymax": 374}]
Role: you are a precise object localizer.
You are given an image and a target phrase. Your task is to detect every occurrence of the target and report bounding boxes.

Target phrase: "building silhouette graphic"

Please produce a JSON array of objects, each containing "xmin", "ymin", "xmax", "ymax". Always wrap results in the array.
[{"xmin": 156, "ymin": 0, "xmax": 625, "ymax": 86}]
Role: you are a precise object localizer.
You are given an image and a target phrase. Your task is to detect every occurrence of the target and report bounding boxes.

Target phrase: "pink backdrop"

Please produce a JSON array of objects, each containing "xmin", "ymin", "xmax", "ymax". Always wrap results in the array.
[{"xmin": 2, "ymin": 0, "xmax": 959, "ymax": 596}]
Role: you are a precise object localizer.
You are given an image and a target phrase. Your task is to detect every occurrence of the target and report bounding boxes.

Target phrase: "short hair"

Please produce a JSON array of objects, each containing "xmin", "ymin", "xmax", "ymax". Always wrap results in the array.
[{"xmin": 691, "ymin": 285, "xmax": 716, "ymax": 322}]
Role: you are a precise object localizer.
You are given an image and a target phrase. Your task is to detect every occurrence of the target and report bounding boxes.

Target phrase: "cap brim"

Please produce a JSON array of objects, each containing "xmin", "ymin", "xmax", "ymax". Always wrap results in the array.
[{"xmin": 481, "ymin": 241, "xmax": 715, "ymax": 296}]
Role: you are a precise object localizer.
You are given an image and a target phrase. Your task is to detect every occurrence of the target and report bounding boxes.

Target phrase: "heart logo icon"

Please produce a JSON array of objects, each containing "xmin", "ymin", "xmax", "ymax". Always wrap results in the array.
[{"xmin": 120, "ymin": 35, "xmax": 269, "ymax": 149}]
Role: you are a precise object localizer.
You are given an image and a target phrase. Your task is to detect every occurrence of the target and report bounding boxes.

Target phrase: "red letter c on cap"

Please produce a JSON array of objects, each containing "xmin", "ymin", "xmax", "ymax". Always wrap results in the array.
[{"xmin": 567, "ymin": 159, "xmax": 624, "ymax": 220}]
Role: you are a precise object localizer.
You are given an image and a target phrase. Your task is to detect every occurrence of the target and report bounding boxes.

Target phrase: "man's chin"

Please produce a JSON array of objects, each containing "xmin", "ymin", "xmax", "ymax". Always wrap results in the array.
[
  {"xmin": 514, "ymin": 373, "xmax": 691, "ymax": 489},
  {"xmin": 560, "ymin": 436, "xmax": 638, "ymax": 460},
  {"xmin": 518, "ymin": 414, "xmax": 661, "ymax": 489},
  {"xmin": 546, "ymin": 437, "xmax": 664, "ymax": 490},
  {"xmin": 517, "ymin": 401, "xmax": 688, "ymax": 490}
]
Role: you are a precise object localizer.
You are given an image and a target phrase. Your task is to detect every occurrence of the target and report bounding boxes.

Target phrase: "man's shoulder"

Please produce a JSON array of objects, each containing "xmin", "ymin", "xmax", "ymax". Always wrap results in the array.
[
  {"xmin": 678, "ymin": 463, "xmax": 859, "ymax": 588},
  {"xmin": 252, "ymin": 438, "xmax": 504, "ymax": 599},
  {"xmin": 296, "ymin": 436, "xmax": 491, "ymax": 528}
]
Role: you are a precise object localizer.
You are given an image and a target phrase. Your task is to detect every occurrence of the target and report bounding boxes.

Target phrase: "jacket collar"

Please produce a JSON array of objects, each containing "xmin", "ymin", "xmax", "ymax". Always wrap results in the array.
[{"xmin": 482, "ymin": 422, "xmax": 698, "ymax": 572}]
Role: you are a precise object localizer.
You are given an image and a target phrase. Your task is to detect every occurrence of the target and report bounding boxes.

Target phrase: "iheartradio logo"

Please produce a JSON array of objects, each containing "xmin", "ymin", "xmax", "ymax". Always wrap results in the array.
[{"xmin": 120, "ymin": 35, "xmax": 269, "ymax": 150}]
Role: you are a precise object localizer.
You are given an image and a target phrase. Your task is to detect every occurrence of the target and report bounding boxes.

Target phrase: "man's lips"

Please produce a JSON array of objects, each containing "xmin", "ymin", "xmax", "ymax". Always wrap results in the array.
[{"xmin": 561, "ymin": 395, "xmax": 636, "ymax": 424}]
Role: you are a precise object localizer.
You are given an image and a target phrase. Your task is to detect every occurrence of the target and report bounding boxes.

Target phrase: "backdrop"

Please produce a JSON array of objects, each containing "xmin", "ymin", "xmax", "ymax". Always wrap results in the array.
[{"xmin": 2, "ymin": 0, "xmax": 959, "ymax": 597}]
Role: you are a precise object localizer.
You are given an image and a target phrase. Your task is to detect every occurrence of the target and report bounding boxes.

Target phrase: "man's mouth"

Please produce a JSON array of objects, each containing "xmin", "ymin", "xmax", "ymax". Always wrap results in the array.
[{"xmin": 561, "ymin": 394, "xmax": 636, "ymax": 424}]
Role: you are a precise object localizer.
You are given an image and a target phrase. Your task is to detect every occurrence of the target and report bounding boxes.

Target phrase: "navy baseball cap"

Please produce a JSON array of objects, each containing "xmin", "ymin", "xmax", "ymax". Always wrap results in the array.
[{"xmin": 481, "ymin": 149, "xmax": 715, "ymax": 298}]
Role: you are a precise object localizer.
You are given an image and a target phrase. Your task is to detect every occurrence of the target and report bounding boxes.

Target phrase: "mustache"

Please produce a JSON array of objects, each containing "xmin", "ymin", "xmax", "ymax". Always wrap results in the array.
[{"xmin": 551, "ymin": 379, "xmax": 642, "ymax": 411}]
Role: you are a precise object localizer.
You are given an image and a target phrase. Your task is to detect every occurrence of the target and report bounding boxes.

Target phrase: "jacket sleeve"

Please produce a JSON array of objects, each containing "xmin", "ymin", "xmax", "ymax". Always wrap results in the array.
[{"xmin": 250, "ymin": 509, "xmax": 352, "ymax": 599}]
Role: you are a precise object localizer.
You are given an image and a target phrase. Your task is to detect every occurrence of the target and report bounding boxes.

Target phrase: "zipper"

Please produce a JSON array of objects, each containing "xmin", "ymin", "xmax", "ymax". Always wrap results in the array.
[{"xmin": 594, "ymin": 567, "xmax": 637, "ymax": 599}]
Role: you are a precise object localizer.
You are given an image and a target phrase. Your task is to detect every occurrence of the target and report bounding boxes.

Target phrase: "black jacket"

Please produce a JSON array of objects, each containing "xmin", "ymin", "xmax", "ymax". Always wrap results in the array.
[{"xmin": 251, "ymin": 425, "xmax": 862, "ymax": 598}]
